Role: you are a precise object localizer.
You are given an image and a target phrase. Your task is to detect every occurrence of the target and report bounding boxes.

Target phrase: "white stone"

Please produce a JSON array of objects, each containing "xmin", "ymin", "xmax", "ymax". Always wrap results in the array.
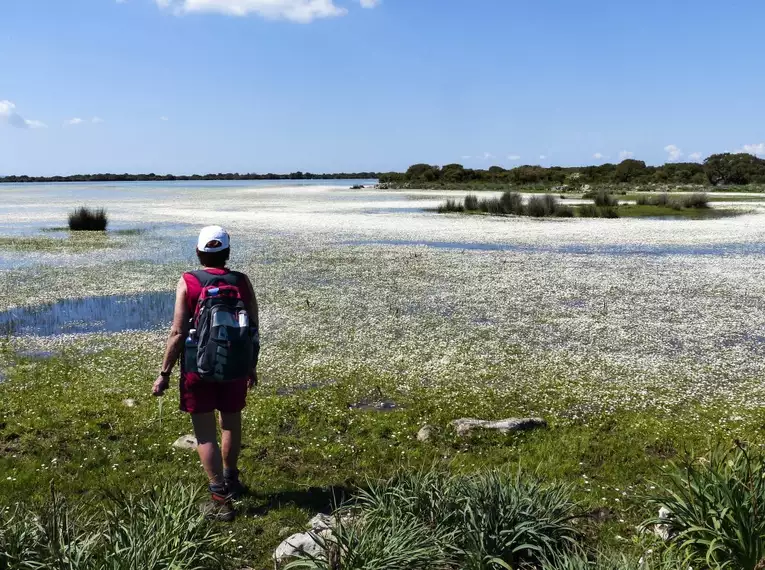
[
  {"xmin": 122, "ymin": 398, "xmax": 136, "ymax": 408},
  {"xmin": 172, "ymin": 435, "xmax": 198, "ymax": 450},
  {"xmin": 417, "ymin": 425, "xmax": 434, "ymax": 442},
  {"xmin": 654, "ymin": 506, "xmax": 673, "ymax": 541},
  {"xmin": 273, "ymin": 530, "xmax": 330, "ymax": 565},
  {"xmin": 451, "ymin": 417, "xmax": 547, "ymax": 436}
]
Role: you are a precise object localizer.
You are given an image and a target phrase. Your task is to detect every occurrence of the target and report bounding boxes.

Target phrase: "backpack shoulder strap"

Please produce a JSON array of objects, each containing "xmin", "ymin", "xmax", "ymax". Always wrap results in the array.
[{"xmin": 188, "ymin": 270, "xmax": 239, "ymax": 288}]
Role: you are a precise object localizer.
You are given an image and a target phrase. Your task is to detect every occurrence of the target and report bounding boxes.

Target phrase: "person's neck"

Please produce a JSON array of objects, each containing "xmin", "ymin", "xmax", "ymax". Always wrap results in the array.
[{"xmin": 203, "ymin": 266, "xmax": 227, "ymax": 271}]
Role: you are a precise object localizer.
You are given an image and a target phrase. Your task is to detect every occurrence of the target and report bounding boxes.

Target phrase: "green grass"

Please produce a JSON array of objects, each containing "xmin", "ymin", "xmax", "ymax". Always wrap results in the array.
[
  {"xmin": 0, "ymin": 233, "xmax": 123, "ymax": 252},
  {"xmin": 614, "ymin": 204, "xmax": 742, "ymax": 219},
  {"xmin": 2, "ymin": 343, "xmax": 764, "ymax": 567}
]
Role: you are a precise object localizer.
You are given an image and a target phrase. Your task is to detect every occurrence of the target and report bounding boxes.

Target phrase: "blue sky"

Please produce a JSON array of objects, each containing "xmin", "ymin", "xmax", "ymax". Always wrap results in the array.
[{"xmin": 1, "ymin": 0, "xmax": 764, "ymax": 175}]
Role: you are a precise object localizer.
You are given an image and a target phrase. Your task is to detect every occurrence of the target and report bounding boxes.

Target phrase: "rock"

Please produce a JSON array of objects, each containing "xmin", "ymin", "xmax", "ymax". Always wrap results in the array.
[
  {"xmin": 172, "ymin": 435, "xmax": 198, "ymax": 450},
  {"xmin": 274, "ymin": 512, "xmax": 356, "ymax": 566},
  {"xmin": 451, "ymin": 417, "xmax": 547, "ymax": 436},
  {"xmin": 581, "ymin": 184, "xmax": 592, "ymax": 192},
  {"xmin": 274, "ymin": 531, "xmax": 328, "ymax": 566},
  {"xmin": 417, "ymin": 425, "xmax": 434, "ymax": 442},
  {"xmin": 122, "ymin": 398, "xmax": 136, "ymax": 408},
  {"xmin": 654, "ymin": 506, "xmax": 673, "ymax": 541}
]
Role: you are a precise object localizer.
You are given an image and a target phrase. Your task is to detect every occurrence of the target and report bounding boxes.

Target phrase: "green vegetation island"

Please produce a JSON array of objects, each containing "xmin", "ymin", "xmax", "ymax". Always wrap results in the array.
[{"xmin": 378, "ymin": 152, "xmax": 765, "ymax": 189}]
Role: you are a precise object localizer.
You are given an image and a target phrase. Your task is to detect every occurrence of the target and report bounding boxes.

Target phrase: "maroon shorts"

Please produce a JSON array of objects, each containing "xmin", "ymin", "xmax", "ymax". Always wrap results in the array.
[{"xmin": 179, "ymin": 373, "xmax": 248, "ymax": 414}]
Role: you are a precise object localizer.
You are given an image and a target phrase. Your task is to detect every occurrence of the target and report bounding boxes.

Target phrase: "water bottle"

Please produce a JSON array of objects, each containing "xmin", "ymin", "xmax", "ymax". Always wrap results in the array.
[{"xmin": 184, "ymin": 329, "xmax": 198, "ymax": 373}]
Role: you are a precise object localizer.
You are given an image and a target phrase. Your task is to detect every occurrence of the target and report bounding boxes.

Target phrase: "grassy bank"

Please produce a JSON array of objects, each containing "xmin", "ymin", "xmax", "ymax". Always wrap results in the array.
[
  {"xmin": 2, "ymin": 340, "xmax": 764, "ymax": 567},
  {"xmin": 438, "ymin": 191, "xmax": 738, "ymax": 219}
]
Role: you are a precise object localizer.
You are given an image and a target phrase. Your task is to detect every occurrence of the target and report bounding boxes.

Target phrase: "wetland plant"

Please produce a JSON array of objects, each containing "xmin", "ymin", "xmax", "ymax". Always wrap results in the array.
[
  {"xmin": 0, "ymin": 483, "xmax": 228, "ymax": 570},
  {"xmin": 647, "ymin": 443, "xmax": 765, "ymax": 570},
  {"xmin": 593, "ymin": 190, "xmax": 619, "ymax": 208},
  {"xmin": 289, "ymin": 467, "xmax": 582, "ymax": 570},
  {"xmin": 68, "ymin": 206, "xmax": 108, "ymax": 231}
]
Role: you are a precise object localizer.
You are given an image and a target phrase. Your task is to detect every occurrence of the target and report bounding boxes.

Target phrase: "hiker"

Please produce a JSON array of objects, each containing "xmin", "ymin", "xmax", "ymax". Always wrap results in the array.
[{"xmin": 152, "ymin": 225, "xmax": 259, "ymax": 521}]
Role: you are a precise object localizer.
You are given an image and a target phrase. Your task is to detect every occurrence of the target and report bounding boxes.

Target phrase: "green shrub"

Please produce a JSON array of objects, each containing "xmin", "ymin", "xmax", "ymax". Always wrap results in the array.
[
  {"xmin": 290, "ymin": 467, "xmax": 583, "ymax": 570},
  {"xmin": 681, "ymin": 192, "xmax": 709, "ymax": 209},
  {"xmin": 499, "ymin": 191, "xmax": 524, "ymax": 215},
  {"xmin": 438, "ymin": 199, "xmax": 464, "ymax": 213},
  {"xmin": 554, "ymin": 205, "xmax": 575, "ymax": 218},
  {"xmin": 464, "ymin": 194, "xmax": 480, "ymax": 211},
  {"xmin": 593, "ymin": 191, "xmax": 619, "ymax": 208},
  {"xmin": 577, "ymin": 204, "xmax": 600, "ymax": 218},
  {"xmin": 648, "ymin": 444, "xmax": 765, "ymax": 569},
  {"xmin": 0, "ymin": 484, "xmax": 228, "ymax": 570},
  {"xmin": 68, "ymin": 207, "xmax": 108, "ymax": 231},
  {"xmin": 526, "ymin": 195, "xmax": 563, "ymax": 217}
]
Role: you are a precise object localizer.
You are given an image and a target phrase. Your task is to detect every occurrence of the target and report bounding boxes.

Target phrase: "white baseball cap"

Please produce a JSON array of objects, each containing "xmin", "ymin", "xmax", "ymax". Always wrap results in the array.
[{"xmin": 197, "ymin": 225, "xmax": 230, "ymax": 252}]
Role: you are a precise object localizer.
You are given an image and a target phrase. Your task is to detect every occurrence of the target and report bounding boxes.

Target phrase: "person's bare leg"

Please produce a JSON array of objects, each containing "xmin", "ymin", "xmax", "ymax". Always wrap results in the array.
[
  {"xmin": 220, "ymin": 411, "xmax": 242, "ymax": 472},
  {"xmin": 191, "ymin": 412, "xmax": 224, "ymax": 487}
]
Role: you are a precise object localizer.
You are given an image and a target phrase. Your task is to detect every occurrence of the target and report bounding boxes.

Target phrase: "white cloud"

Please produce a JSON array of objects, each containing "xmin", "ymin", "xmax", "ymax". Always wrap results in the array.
[
  {"xmin": 664, "ymin": 144, "xmax": 683, "ymax": 162},
  {"xmin": 0, "ymin": 100, "xmax": 46, "ymax": 129},
  {"xmin": 480, "ymin": 152, "xmax": 495, "ymax": 161},
  {"xmin": 688, "ymin": 152, "xmax": 703, "ymax": 162},
  {"xmin": 156, "ymin": 0, "xmax": 347, "ymax": 23},
  {"xmin": 741, "ymin": 143, "xmax": 765, "ymax": 157},
  {"xmin": 65, "ymin": 117, "xmax": 84, "ymax": 126},
  {"xmin": 359, "ymin": 0, "xmax": 380, "ymax": 7},
  {"xmin": 507, "ymin": 155, "xmax": 521, "ymax": 161},
  {"xmin": 593, "ymin": 152, "xmax": 604, "ymax": 160},
  {"xmin": 618, "ymin": 150, "xmax": 634, "ymax": 161},
  {"xmin": 92, "ymin": 117, "xmax": 104, "ymax": 124},
  {"xmin": 160, "ymin": 116, "xmax": 169, "ymax": 121},
  {"xmin": 539, "ymin": 155, "xmax": 547, "ymax": 160}
]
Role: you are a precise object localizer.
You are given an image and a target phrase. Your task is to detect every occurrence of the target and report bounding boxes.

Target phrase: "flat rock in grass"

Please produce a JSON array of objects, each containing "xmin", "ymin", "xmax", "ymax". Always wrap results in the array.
[
  {"xmin": 122, "ymin": 398, "xmax": 136, "ymax": 408},
  {"xmin": 274, "ymin": 513, "xmax": 354, "ymax": 566},
  {"xmin": 172, "ymin": 435, "xmax": 198, "ymax": 450},
  {"xmin": 451, "ymin": 417, "xmax": 547, "ymax": 436},
  {"xmin": 273, "ymin": 530, "xmax": 330, "ymax": 566},
  {"xmin": 417, "ymin": 425, "xmax": 434, "ymax": 442}
]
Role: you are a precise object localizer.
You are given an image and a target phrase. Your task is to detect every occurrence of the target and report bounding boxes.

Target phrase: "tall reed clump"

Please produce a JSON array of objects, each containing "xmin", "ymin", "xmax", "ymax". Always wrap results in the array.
[
  {"xmin": 0, "ymin": 483, "xmax": 229, "ymax": 570},
  {"xmin": 438, "ymin": 192, "xmax": 574, "ymax": 218},
  {"xmin": 593, "ymin": 190, "xmax": 619, "ymax": 208},
  {"xmin": 636, "ymin": 192, "xmax": 709, "ymax": 209},
  {"xmin": 647, "ymin": 443, "xmax": 765, "ymax": 570},
  {"xmin": 68, "ymin": 207, "xmax": 108, "ymax": 231},
  {"xmin": 285, "ymin": 467, "xmax": 583, "ymax": 570}
]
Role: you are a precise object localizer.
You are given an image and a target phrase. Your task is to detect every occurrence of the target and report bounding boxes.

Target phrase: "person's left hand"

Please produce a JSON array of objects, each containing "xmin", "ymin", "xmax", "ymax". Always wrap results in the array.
[
  {"xmin": 153, "ymin": 375, "xmax": 170, "ymax": 397},
  {"xmin": 248, "ymin": 369, "xmax": 258, "ymax": 390}
]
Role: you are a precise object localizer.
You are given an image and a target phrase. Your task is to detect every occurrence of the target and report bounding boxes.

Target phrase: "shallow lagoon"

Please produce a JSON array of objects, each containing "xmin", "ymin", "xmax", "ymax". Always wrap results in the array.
[{"xmin": 2, "ymin": 181, "xmax": 765, "ymax": 419}]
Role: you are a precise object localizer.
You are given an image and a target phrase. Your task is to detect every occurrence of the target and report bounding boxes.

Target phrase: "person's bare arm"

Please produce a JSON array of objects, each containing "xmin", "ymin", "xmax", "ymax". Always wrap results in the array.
[{"xmin": 153, "ymin": 278, "xmax": 191, "ymax": 396}]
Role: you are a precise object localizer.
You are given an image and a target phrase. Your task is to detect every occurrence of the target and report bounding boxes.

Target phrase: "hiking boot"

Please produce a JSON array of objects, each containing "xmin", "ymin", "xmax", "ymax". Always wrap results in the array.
[
  {"xmin": 225, "ymin": 478, "xmax": 248, "ymax": 501},
  {"xmin": 201, "ymin": 491, "xmax": 235, "ymax": 522},
  {"xmin": 224, "ymin": 468, "xmax": 248, "ymax": 500}
]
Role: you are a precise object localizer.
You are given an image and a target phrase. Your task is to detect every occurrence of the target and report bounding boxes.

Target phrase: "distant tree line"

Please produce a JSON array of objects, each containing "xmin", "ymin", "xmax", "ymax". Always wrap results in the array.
[
  {"xmin": 0, "ymin": 171, "xmax": 381, "ymax": 184},
  {"xmin": 379, "ymin": 153, "xmax": 765, "ymax": 186}
]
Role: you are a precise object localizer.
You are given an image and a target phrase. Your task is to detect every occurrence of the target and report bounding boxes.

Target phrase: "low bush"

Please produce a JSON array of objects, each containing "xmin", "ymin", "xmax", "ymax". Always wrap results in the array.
[
  {"xmin": 499, "ymin": 191, "xmax": 525, "ymax": 215},
  {"xmin": 289, "ymin": 467, "xmax": 583, "ymax": 570},
  {"xmin": 438, "ymin": 199, "xmax": 464, "ymax": 213},
  {"xmin": 648, "ymin": 443, "xmax": 765, "ymax": 569},
  {"xmin": 593, "ymin": 190, "xmax": 619, "ymax": 208},
  {"xmin": 464, "ymin": 194, "xmax": 479, "ymax": 211},
  {"xmin": 0, "ymin": 483, "xmax": 229, "ymax": 570},
  {"xmin": 682, "ymin": 192, "xmax": 709, "ymax": 209},
  {"xmin": 68, "ymin": 207, "xmax": 108, "ymax": 231}
]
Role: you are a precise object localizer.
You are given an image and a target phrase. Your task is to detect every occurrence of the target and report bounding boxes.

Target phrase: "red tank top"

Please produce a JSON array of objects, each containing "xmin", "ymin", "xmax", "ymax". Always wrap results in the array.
[{"xmin": 183, "ymin": 268, "xmax": 252, "ymax": 315}]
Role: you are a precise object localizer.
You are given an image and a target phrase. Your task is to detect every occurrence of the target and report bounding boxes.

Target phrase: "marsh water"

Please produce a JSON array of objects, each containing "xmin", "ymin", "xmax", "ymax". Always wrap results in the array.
[{"xmin": 2, "ymin": 180, "xmax": 765, "ymax": 338}]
